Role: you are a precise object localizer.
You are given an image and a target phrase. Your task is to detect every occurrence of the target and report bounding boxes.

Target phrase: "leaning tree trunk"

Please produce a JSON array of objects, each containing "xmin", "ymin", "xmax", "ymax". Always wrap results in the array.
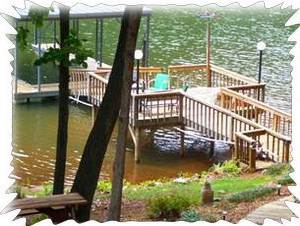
[
  {"xmin": 71, "ymin": 6, "xmax": 142, "ymax": 222},
  {"xmin": 107, "ymin": 7, "xmax": 142, "ymax": 221},
  {"xmin": 53, "ymin": 5, "xmax": 70, "ymax": 195}
]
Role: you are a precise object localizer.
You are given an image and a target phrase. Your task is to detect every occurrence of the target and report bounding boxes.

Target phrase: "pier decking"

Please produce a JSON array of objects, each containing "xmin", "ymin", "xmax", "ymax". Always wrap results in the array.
[{"xmin": 69, "ymin": 63, "xmax": 292, "ymax": 171}]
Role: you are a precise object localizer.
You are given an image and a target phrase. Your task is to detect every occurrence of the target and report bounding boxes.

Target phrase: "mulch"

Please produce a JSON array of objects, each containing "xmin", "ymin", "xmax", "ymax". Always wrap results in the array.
[{"xmin": 90, "ymin": 186, "xmax": 292, "ymax": 223}]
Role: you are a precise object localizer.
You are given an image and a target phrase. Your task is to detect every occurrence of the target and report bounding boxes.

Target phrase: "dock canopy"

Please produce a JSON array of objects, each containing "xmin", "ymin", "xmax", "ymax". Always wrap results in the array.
[
  {"xmin": 15, "ymin": 3, "xmax": 152, "ymax": 20},
  {"xmin": 14, "ymin": 3, "xmax": 152, "ymax": 96}
]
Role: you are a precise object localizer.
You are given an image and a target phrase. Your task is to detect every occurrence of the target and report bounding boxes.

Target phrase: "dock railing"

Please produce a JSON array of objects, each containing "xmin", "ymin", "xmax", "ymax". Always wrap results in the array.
[
  {"xmin": 69, "ymin": 64, "xmax": 292, "ymax": 170},
  {"xmin": 235, "ymin": 129, "xmax": 291, "ymax": 171},
  {"xmin": 219, "ymin": 88, "xmax": 292, "ymax": 136},
  {"xmin": 130, "ymin": 91, "xmax": 183, "ymax": 128},
  {"xmin": 168, "ymin": 64, "xmax": 207, "ymax": 88}
]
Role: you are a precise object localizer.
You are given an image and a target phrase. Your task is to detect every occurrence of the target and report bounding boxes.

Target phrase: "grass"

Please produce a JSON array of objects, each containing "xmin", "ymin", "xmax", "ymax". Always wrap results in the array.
[{"xmin": 122, "ymin": 175, "xmax": 273, "ymax": 202}]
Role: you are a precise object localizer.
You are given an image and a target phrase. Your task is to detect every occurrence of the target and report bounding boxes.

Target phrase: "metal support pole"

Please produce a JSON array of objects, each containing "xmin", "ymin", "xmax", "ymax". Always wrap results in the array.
[
  {"xmin": 257, "ymin": 50, "xmax": 263, "ymax": 100},
  {"xmin": 136, "ymin": 59, "xmax": 140, "ymax": 94},
  {"xmin": 53, "ymin": 20, "xmax": 56, "ymax": 48},
  {"xmin": 37, "ymin": 28, "xmax": 42, "ymax": 92},
  {"xmin": 142, "ymin": 37, "xmax": 147, "ymax": 67},
  {"xmin": 145, "ymin": 16, "xmax": 150, "ymax": 66},
  {"xmin": 95, "ymin": 19, "xmax": 99, "ymax": 61},
  {"xmin": 76, "ymin": 19, "xmax": 79, "ymax": 39},
  {"xmin": 258, "ymin": 50, "xmax": 263, "ymax": 83},
  {"xmin": 99, "ymin": 19, "xmax": 103, "ymax": 67},
  {"xmin": 95, "ymin": 19, "xmax": 103, "ymax": 66},
  {"xmin": 206, "ymin": 20, "xmax": 212, "ymax": 87},
  {"xmin": 34, "ymin": 24, "xmax": 38, "ymax": 45}
]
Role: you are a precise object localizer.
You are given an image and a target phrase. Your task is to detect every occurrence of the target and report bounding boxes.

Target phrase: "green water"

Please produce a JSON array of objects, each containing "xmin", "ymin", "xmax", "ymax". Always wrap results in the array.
[{"xmin": 13, "ymin": 5, "xmax": 295, "ymax": 186}]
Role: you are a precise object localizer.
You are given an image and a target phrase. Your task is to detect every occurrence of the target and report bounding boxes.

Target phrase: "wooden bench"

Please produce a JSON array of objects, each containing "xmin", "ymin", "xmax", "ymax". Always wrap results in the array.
[{"xmin": 1, "ymin": 193, "xmax": 87, "ymax": 223}]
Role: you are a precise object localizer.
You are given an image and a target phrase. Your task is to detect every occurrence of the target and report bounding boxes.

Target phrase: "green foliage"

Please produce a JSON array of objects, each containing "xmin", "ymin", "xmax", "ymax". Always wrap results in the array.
[
  {"xmin": 226, "ymin": 186, "xmax": 276, "ymax": 203},
  {"xmin": 28, "ymin": 6, "xmax": 50, "ymax": 28},
  {"xmin": 30, "ymin": 214, "xmax": 48, "ymax": 225},
  {"xmin": 209, "ymin": 160, "xmax": 242, "ymax": 176},
  {"xmin": 180, "ymin": 209, "xmax": 201, "ymax": 222},
  {"xmin": 264, "ymin": 164, "xmax": 292, "ymax": 176},
  {"xmin": 34, "ymin": 29, "xmax": 93, "ymax": 68},
  {"xmin": 36, "ymin": 183, "xmax": 53, "ymax": 197},
  {"xmin": 277, "ymin": 174, "xmax": 294, "ymax": 186},
  {"xmin": 97, "ymin": 180, "xmax": 112, "ymax": 194},
  {"xmin": 147, "ymin": 193, "xmax": 193, "ymax": 220},
  {"xmin": 16, "ymin": 27, "xmax": 30, "ymax": 51}
]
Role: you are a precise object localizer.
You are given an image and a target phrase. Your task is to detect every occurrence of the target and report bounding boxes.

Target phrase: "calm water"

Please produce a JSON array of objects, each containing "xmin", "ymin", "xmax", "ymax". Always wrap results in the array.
[{"xmin": 13, "ymin": 5, "xmax": 295, "ymax": 186}]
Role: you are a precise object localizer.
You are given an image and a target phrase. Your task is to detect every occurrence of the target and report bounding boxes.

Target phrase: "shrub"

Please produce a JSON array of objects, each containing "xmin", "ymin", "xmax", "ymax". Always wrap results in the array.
[
  {"xmin": 97, "ymin": 180, "xmax": 112, "ymax": 193},
  {"xmin": 180, "ymin": 209, "xmax": 201, "ymax": 222},
  {"xmin": 226, "ymin": 186, "xmax": 276, "ymax": 203},
  {"xmin": 277, "ymin": 174, "xmax": 294, "ymax": 186},
  {"xmin": 209, "ymin": 160, "xmax": 241, "ymax": 176},
  {"xmin": 264, "ymin": 164, "xmax": 291, "ymax": 176},
  {"xmin": 147, "ymin": 193, "xmax": 193, "ymax": 220}
]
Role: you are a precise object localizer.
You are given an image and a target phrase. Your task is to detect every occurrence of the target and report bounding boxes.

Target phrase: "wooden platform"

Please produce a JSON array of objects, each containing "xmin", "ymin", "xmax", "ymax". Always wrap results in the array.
[
  {"xmin": 15, "ymin": 64, "xmax": 291, "ymax": 169},
  {"xmin": 14, "ymin": 79, "xmax": 59, "ymax": 100}
]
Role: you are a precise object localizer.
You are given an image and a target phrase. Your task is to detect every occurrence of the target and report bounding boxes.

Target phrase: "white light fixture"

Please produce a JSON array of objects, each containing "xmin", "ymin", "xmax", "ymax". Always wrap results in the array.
[
  {"xmin": 257, "ymin": 41, "xmax": 266, "ymax": 51},
  {"xmin": 134, "ymin": 49, "xmax": 143, "ymax": 60}
]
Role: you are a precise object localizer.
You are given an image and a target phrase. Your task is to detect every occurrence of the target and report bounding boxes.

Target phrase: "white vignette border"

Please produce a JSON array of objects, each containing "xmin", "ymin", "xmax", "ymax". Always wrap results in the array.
[{"xmin": 0, "ymin": 0, "xmax": 300, "ymax": 225}]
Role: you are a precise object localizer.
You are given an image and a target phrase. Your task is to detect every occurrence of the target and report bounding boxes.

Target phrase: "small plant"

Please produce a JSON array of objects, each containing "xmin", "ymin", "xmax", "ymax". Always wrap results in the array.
[
  {"xmin": 97, "ymin": 180, "xmax": 112, "ymax": 193},
  {"xmin": 36, "ymin": 183, "xmax": 53, "ymax": 197},
  {"xmin": 277, "ymin": 174, "xmax": 294, "ymax": 186},
  {"xmin": 264, "ymin": 164, "xmax": 291, "ymax": 176},
  {"xmin": 180, "ymin": 209, "xmax": 201, "ymax": 222},
  {"xmin": 30, "ymin": 214, "xmax": 48, "ymax": 225},
  {"xmin": 209, "ymin": 160, "xmax": 241, "ymax": 176},
  {"xmin": 226, "ymin": 186, "xmax": 276, "ymax": 203},
  {"xmin": 147, "ymin": 193, "xmax": 193, "ymax": 220}
]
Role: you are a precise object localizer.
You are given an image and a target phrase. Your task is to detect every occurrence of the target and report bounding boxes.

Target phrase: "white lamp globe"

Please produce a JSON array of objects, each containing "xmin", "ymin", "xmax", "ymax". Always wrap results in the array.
[
  {"xmin": 134, "ymin": 49, "xmax": 143, "ymax": 60},
  {"xmin": 257, "ymin": 41, "xmax": 266, "ymax": 51}
]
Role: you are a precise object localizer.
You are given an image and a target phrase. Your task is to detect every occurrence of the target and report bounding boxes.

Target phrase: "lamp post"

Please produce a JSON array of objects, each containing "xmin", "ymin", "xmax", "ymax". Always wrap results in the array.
[
  {"xmin": 134, "ymin": 49, "xmax": 143, "ymax": 94},
  {"xmin": 199, "ymin": 11, "xmax": 216, "ymax": 87},
  {"xmin": 257, "ymin": 41, "xmax": 266, "ymax": 84}
]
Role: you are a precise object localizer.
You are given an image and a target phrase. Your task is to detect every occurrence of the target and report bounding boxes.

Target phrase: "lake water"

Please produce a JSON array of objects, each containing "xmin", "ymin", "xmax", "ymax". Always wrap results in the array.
[{"xmin": 12, "ymin": 5, "xmax": 295, "ymax": 186}]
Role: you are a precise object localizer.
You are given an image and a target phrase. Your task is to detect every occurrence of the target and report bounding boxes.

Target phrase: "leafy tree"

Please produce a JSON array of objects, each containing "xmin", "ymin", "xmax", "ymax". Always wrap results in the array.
[{"xmin": 17, "ymin": 4, "xmax": 92, "ymax": 195}]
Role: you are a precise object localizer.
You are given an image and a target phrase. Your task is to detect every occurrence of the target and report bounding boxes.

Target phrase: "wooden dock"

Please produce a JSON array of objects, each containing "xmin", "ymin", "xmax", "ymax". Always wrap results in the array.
[{"xmin": 63, "ymin": 64, "xmax": 292, "ymax": 170}]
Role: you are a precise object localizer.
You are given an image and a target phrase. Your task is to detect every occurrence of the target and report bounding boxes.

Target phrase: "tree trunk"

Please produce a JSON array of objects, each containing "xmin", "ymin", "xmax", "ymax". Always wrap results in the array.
[
  {"xmin": 71, "ymin": 6, "xmax": 142, "ymax": 222},
  {"xmin": 53, "ymin": 5, "xmax": 70, "ymax": 195},
  {"xmin": 107, "ymin": 7, "xmax": 142, "ymax": 221}
]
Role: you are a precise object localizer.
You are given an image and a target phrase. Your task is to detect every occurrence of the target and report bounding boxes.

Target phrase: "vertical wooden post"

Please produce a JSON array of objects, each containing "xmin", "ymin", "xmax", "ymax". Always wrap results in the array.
[
  {"xmin": 249, "ymin": 144, "xmax": 256, "ymax": 172},
  {"xmin": 283, "ymin": 140, "xmax": 290, "ymax": 163},
  {"xmin": 206, "ymin": 21, "xmax": 212, "ymax": 87},
  {"xmin": 180, "ymin": 124, "xmax": 185, "ymax": 158},
  {"xmin": 134, "ymin": 127, "xmax": 141, "ymax": 163},
  {"xmin": 230, "ymin": 117, "xmax": 235, "ymax": 141},
  {"xmin": 234, "ymin": 136, "xmax": 239, "ymax": 160},
  {"xmin": 272, "ymin": 115, "xmax": 280, "ymax": 133}
]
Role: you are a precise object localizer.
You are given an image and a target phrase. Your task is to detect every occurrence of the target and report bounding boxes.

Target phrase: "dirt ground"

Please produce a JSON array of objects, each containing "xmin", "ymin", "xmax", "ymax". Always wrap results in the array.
[{"xmin": 90, "ymin": 186, "xmax": 292, "ymax": 223}]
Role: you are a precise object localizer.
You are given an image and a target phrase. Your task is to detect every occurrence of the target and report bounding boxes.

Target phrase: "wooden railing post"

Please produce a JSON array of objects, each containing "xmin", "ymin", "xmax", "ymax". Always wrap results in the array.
[
  {"xmin": 283, "ymin": 140, "xmax": 291, "ymax": 163},
  {"xmin": 179, "ymin": 94, "xmax": 184, "ymax": 123},
  {"xmin": 87, "ymin": 73, "xmax": 91, "ymax": 102},
  {"xmin": 249, "ymin": 143, "xmax": 256, "ymax": 172}
]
